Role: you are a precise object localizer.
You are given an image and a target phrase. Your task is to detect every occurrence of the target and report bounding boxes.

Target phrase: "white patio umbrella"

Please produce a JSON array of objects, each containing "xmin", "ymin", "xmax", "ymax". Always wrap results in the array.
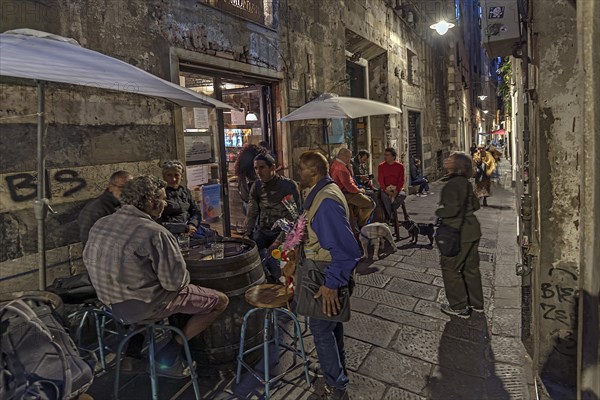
[
  {"xmin": 279, "ymin": 92, "xmax": 402, "ymax": 157},
  {"xmin": 279, "ymin": 92, "xmax": 402, "ymax": 122},
  {"xmin": 0, "ymin": 29, "xmax": 234, "ymax": 289}
]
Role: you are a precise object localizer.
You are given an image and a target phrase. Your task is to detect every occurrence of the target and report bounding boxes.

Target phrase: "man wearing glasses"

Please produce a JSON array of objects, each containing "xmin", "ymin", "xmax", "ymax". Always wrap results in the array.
[{"xmin": 78, "ymin": 170, "xmax": 133, "ymax": 247}]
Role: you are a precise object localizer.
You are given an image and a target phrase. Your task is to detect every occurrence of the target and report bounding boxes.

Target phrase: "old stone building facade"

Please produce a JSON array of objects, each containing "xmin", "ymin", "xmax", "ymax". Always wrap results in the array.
[{"xmin": 0, "ymin": 0, "xmax": 483, "ymax": 299}]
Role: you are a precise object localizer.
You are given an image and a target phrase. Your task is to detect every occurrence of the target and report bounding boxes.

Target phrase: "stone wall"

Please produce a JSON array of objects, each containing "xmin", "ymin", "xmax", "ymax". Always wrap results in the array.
[{"xmin": 529, "ymin": 0, "xmax": 580, "ymax": 394}]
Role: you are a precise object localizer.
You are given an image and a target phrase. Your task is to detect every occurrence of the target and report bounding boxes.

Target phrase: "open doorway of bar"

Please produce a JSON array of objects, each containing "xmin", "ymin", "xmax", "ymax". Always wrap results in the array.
[{"xmin": 178, "ymin": 66, "xmax": 278, "ymax": 237}]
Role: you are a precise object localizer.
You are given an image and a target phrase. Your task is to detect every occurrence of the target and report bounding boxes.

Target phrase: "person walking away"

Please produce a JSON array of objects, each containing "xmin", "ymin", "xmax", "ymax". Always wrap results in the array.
[
  {"xmin": 245, "ymin": 154, "xmax": 299, "ymax": 283},
  {"xmin": 409, "ymin": 158, "xmax": 431, "ymax": 196},
  {"xmin": 377, "ymin": 148, "xmax": 406, "ymax": 222},
  {"xmin": 78, "ymin": 170, "xmax": 133, "ymax": 247},
  {"xmin": 235, "ymin": 144, "xmax": 267, "ymax": 216},
  {"xmin": 436, "ymin": 152, "xmax": 483, "ymax": 318},
  {"xmin": 298, "ymin": 151, "xmax": 361, "ymax": 400},
  {"xmin": 83, "ymin": 176, "xmax": 229, "ymax": 375},
  {"xmin": 472, "ymin": 146, "xmax": 496, "ymax": 206},
  {"xmin": 330, "ymin": 148, "xmax": 375, "ymax": 230}
]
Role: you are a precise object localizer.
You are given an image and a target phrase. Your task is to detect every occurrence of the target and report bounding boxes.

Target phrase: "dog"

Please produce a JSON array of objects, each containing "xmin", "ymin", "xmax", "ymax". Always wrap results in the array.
[
  {"xmin": 359, "ymin": 222, "xmax": 397, "ymax": 260},
  {"xmin": 401, "ymin": 220, "xmax": 435, "ymax": 245}
]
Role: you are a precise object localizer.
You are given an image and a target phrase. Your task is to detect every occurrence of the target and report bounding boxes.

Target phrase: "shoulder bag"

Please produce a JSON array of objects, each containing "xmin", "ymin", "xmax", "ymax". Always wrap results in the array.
[
  {"xmin": 294, "ymin": 246, "xmax": 354, "ymax": 322},
  {"xmin": 434, "ymin": 180, "xmax": 470, "ymax": 257}
]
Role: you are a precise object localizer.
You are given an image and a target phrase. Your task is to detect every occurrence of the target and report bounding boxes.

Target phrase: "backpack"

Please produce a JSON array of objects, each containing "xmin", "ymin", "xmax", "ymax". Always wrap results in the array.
[{"xmin": 0, "ymin": 295, "xmax": 95, "ymax": 400}]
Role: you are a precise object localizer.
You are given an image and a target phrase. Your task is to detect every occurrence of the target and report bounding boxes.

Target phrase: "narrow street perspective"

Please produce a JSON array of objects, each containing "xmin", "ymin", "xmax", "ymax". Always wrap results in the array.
[{"xmin": 0, "ymin": 1, "xmax": 597, "ymax": 400}]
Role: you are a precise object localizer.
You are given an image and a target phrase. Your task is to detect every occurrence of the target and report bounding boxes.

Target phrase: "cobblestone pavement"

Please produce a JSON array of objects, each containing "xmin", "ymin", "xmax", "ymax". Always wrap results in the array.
[{"xmin": 90, "ymin": 160, "xmax": 534, "ymax": 399}]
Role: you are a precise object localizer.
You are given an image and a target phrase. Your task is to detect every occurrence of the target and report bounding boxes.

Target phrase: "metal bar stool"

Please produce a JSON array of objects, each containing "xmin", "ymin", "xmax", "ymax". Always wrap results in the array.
[
  {"xmin": 69, "ymin": 304, "xmax": 115, "ymax": 371},
  {"xmin": 236, "ymin": 284, "xmax": 311, "ymax": 399},
  {"xmin": 112, "ymin": 318, "xmax": 201, "ymax": 400}
]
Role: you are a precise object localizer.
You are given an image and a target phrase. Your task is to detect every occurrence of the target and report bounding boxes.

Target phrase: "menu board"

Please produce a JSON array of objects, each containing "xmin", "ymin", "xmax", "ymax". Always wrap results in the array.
[{"xmin": 184, "ymin": 135, "xmax": 213, "ymax": 163}]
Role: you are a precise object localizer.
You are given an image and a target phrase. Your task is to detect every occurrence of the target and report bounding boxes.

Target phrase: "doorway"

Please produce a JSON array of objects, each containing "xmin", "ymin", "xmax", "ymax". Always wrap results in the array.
[
  {"xmin": 408, "ymin": 111, "xmax": 422, "ymax": 163},
  {"xmin": 178, "ymin": 68, "xmax": 277, "ymax": 236}
]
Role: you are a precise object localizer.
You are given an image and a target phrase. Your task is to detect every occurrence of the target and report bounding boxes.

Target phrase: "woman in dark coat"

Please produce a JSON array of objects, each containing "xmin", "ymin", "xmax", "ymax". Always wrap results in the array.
[
  {"xmin": 234, "ymin": 144, "xmax": 267, "ymax": 215},
  {"xmin": 435, "ymin": 152, "xmax": 483, "ymax": 318},
  {"xmin": 157, "ymin": 160, "xmax": 202, "ymax": 236}
]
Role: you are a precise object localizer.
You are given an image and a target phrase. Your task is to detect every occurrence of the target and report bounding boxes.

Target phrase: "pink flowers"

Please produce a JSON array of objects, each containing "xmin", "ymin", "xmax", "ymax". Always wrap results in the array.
[{"xmin": 282, "ymin": 212, "xmax": 307, "ymax": 252}]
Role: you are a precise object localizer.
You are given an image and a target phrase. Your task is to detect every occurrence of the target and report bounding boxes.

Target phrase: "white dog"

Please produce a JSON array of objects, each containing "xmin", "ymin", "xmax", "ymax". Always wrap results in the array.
[{"xmin": 359, "ymin": 222, "xmax": 397, "ymax": 260}]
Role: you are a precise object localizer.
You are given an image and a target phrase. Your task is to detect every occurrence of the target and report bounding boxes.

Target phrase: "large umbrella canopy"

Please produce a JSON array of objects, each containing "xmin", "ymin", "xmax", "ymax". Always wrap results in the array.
[
  {"xmin": 0, "ymin": 29, "xmax": 233, "ymax": 290},
  {"xmin": 0, "ymin": 29, "xmax": 233, "ymax": 109},
  {"xmin": 279, "ymin": 92, "xmax": 402, "ymax": 122}
]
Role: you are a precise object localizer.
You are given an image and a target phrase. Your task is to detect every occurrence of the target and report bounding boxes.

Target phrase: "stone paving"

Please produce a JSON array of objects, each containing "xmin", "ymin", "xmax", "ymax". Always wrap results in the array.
[{"xmin": 89, "ymin": 160, "xmax": 534, "ymax": 399}]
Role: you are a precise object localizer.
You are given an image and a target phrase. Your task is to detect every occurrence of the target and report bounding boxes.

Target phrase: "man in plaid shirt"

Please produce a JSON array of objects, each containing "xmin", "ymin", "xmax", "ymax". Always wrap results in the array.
[{"xmin": 83, "ymin": 175, "xmax": 229, "ymax": 376}]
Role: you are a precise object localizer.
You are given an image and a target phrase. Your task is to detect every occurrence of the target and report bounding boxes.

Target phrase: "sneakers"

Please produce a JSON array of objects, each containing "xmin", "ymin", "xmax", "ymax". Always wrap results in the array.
[
  {"xmin": 470, "ymin": 306, "xmax": 485, "ymax": 313},
  {"xmin": 416, "ymin": 192, "xmax": 428, "ymax": 197},
  {"xmin": 149, "ymin": 354, "xmax": 197, "ymax": 379},
  {"xmin": 323, "ymin": 384, "xmax": 349, "ymax": 400},
  {"xmin": 440, "ymin": 303, "xmax": 472, "ymax": 319}
]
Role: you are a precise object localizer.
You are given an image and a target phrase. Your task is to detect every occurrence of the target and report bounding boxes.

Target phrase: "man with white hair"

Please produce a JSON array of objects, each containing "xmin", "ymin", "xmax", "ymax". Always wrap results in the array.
[{"xmin": 329, "ymin": 148, "xmax": 375, "ymax": 230}]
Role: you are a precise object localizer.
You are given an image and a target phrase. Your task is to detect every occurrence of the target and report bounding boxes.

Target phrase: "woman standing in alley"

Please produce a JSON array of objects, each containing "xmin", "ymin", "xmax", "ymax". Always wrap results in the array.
[
  {"xmin": 436, "ymin": 152, "xmax": 483, "ymax": 318},
  {"xmin": 472, "ymin": 145, "xmax": 496, "ymax": 206}
]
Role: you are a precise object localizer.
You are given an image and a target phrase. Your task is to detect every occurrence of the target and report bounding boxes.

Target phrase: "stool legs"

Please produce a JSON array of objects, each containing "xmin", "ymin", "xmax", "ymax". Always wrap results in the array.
[
  {"xmin": 236, "ymin": 307, "xmax": 311, "ymax": 399},
  {"xmin": 113, "ymin": 324, "xmax": 201, "ymax": 400}
]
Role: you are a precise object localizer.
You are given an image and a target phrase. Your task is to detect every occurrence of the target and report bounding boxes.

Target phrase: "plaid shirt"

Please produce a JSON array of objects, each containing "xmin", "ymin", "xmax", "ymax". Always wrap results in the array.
[{"xmin": 83, "ymin": 205, "xmax": 189, "ymax": 323}]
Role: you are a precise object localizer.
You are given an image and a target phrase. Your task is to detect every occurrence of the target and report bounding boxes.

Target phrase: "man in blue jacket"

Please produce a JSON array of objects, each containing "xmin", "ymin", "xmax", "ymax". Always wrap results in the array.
[{"xmin": 298, "ymin": 151, "xmax": 361, "ymax": 400}]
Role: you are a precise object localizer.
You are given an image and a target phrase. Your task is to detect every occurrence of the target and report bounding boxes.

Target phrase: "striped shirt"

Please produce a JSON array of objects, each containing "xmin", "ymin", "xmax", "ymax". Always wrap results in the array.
[{"xmin": 83, "ymin": 205, "xmax": 189, "ymax": 323}]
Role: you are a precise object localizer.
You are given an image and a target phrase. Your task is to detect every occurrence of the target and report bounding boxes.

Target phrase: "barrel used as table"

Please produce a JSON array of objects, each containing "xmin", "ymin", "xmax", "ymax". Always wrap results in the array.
[{"xmin": 184, "ymin": 237, "xmax": 265, "ymax": 367}]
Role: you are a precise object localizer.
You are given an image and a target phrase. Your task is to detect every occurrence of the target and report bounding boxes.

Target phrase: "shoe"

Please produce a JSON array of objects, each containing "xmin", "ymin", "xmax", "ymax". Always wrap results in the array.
[
  {"xmin": 148, "ymin": 355, "xmax": 197, "ymax": 379},
  {"xmin": 425, "ymin": 191, "xmax": 434, "ymax": 195},
  {"xmin": 324, "ymin": 384, "xmax": 349, "ymax": 400},
  {"xmin": 440, "ymin": 303, "xmax": 471, "ymax": 319},
  {"xmin": 308, "ymin": 361, "xmax": 324, "ymax": 378},
  {"xmin": 470, "ymin": 306, "xmax": 485, "ymax": 313}
]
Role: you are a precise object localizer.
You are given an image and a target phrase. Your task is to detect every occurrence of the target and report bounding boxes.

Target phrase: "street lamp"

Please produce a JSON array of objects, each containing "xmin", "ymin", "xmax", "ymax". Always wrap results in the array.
[
  {"xmin": 429, "ymin": 20, "xmax": 455, "ymax": 35},
  {"xmin": 478, "ymin": 95, "xmax": 488, "ymax": 100}
]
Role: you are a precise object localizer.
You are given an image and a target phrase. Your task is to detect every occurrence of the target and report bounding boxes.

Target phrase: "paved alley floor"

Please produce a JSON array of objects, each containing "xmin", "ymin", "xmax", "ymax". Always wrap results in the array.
[{"xmin": 90, "ymin": 161, "xmax": 534, "ymax": 399}]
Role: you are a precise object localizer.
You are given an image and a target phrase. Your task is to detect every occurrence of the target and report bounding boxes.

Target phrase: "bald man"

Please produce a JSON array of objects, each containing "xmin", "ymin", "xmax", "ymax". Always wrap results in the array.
[{"xmin": 330, "ymin": 148, "xmax": 375, "ymax": 230}]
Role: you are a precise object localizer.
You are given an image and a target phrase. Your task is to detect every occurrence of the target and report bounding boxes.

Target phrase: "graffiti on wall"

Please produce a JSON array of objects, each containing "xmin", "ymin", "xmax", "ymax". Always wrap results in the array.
[{"xmin": 5, "ymin": 170, "xmax": 87, "ymax": 202}]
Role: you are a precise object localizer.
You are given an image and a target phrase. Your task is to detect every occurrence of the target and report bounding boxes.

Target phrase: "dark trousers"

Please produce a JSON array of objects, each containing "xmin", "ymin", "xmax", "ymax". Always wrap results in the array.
[
  {"xmin": 440, "ymin": 240, "xmax": 484, "ymax": 310},
  {"xmin": 309, "ymin": 317, "xmax": 349, "ymax": 391},
  {"xmin": 411, "ymin": 177, "xmax": 430, "ymax": 193},
  {"xmin": 380, "ymin": 191, "xmax": 407, "ymax": 221},
  {"xmin": 252, "ymin": 229, "xmax": 281, "ymax": 281}
]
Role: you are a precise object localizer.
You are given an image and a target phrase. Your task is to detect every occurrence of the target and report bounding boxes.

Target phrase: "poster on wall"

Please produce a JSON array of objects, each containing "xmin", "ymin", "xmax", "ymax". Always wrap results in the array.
[
  {"xmin": 329, "ymin": 119, "xmax": 346, "ymax": 144},
  {"xmin": 201, "ymin": 184, "xmax": 222, "ymax": 222},
  {"xmin": 230, "ymin": 109, "xmax": 246, "ymax": 126},
  {"xmin": 184, "ymin": 134, "xmax": 213, "ymax": 164},
  {"xmin": 193, "ymin": 108, "xmax": 210, "ymax": 129},
  {"xmin": 186, "ymin": 164, "xmax": 210, "ymax": 188}
]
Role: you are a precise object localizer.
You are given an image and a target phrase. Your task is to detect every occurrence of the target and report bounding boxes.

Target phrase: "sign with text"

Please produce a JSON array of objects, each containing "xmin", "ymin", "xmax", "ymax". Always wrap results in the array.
[{"xmin": 184, "ymin": 135, "xmax": 213, "ymax": 163}]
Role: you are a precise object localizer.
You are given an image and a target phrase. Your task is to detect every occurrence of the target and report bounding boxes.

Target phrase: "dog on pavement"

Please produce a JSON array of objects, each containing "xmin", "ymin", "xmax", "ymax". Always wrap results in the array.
[
  {"xmin": 359, "ymin": 222, "xmax": 397, "ymax": 260},
  {"xmin": 401, "ymin": 220, "xmax": 435, "ymax": 245}
]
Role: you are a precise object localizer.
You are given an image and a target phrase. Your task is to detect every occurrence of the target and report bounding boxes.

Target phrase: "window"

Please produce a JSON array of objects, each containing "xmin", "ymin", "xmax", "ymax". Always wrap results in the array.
[{"xmin": 407, "ymin": 49, "xmax": 418, "ymax": 85}]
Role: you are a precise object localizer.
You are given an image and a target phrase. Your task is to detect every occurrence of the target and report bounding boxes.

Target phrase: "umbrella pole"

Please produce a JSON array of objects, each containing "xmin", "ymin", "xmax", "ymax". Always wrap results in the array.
[
  {"xmin": 34, "ymin": 80, "xmax": 48, "ymax": 290},
  {"xmin": 322, "ymin": 120, "xmax": 331, "ymax": 160}
]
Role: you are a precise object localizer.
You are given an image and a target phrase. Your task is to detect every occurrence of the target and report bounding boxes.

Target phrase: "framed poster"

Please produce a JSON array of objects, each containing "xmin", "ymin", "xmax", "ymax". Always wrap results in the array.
[{"xmin": 201, "ymin": 184, "xmax": 222, "ymax": 222}]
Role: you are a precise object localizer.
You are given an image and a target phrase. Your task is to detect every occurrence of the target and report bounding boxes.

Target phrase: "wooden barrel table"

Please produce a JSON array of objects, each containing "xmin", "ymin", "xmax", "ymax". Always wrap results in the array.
[{"xmin": 184, "ymin": 237, "xmax": 265, "ymax": 367}]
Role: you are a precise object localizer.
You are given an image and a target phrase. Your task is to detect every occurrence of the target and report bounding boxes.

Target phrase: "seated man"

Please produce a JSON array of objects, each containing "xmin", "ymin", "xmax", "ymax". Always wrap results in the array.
[
  {"xmin": 377, "ymin": 147, "xmax": 406, "ymax": 221},
  {"xmin": 330, "ymin": 148, "xmax": 375, "ymax": 229},
  {"xmin": 409, "ymin": 158, "xmax": 431, "ymax": 196},
  {"xmin": 83, "ymin": 175, "xmax": 229, "ymax": 374},
  {"xmin": 349, "ymin": 149, "xmax": 374, "ymax": 189},
  {"xmin": 245, "ymin": 154, "xmax": 299, "ymax": 283}
]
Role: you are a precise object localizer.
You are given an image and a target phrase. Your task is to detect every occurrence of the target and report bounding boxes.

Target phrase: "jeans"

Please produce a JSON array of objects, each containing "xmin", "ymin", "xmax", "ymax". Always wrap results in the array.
[
  {"xmin": 252, "ymin": 229, "xmax": 281, "ymax": 281},
  {"xmin": 410, "ymin": 177, "xmax": 430, "ymax": 193},
  {"xmin": 309, "ymin": 317, "xmax": 349, "ymax": 391},
  {"xmin": 380, "ymin": 191, "xmax": 407, "ymax": 221}
]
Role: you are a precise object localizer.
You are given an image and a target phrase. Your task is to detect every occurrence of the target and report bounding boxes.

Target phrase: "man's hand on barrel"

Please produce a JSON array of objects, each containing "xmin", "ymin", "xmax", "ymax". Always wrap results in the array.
[{"xmin": 314, "ymin": 285, "xmax": 340, "ymax": 317}]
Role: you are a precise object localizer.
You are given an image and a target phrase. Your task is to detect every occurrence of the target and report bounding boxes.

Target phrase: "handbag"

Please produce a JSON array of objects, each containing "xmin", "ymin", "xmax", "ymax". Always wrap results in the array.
[
  {"xmin": 435, "ymin": 180, "xmax": 470, "ymax": 257},
  {"xmin": 294, "ymin": 247, "xmax": 354, "ymax": 322}
]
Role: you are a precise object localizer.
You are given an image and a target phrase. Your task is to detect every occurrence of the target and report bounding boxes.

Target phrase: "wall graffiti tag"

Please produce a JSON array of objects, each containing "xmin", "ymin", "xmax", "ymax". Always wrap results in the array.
[{"xmin": 4, "ymin": 169, "xmax": 87, "ymax": 202}]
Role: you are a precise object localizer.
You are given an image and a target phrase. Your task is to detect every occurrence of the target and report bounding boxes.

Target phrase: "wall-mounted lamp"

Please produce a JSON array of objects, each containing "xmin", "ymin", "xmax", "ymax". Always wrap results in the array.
[
  {"xmin": 429, "ymin": 20, "xmax": 455, "ymax": 35},
  {"xmin": 483, "ymin": 110, "xmax": 489, "ymax": 114},
  {"xmin": 478, "ymin": 95, "xmax": 488, "ymax": 100}
]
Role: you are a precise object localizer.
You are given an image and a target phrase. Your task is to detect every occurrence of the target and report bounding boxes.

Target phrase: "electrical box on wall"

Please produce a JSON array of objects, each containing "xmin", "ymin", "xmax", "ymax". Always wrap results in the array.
[{"xmin": 481, "ymin": 0, "xmax": 521, "ymax": 58}]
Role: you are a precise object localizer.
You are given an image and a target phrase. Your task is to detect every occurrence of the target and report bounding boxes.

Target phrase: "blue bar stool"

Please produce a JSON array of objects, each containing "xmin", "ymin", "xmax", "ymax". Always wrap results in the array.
[
  {"xmin": 112, "ymin": 317, "xmax": 201, "ymax": 400},
  {"xmin": 236, "ymin": 284, "xmax": 311, "ymax": 399},
  {"xmin": 69, "ymin": 304, "xmax": 114, "ymax": 371}
]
